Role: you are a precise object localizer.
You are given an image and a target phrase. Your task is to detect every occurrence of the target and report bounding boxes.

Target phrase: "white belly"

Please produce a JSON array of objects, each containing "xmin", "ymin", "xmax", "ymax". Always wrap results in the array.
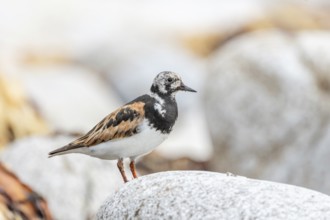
[{"xmin": 78, "ymin": 119, "xmax": 168, "ymax": 160}]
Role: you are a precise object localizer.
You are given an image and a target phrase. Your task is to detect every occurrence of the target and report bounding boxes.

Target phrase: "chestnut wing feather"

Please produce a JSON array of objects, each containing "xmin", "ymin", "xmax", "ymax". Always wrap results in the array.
[{"xmin": 50, "ymin": 102, "xmax": 145, "ymax": 154}]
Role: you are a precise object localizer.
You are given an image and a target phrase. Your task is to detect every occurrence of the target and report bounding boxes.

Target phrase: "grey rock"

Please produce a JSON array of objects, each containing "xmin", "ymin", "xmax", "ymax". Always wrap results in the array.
[
  {"xmin": 205, "ymin": 30, "xmax": 330, "ymax": 194},
  {"xmin": 97, "ymin": 171, "xmax": 330, "ymax": 220},
  {"xmin": 1, "ymin": 136, "xmax": 124, "ymax": 220}
]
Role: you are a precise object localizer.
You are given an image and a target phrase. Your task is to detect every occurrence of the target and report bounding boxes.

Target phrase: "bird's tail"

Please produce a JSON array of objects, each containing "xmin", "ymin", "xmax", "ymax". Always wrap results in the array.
[{"xmin": 48, "ymin": 146, "xmax": 73, "ymax": 158}]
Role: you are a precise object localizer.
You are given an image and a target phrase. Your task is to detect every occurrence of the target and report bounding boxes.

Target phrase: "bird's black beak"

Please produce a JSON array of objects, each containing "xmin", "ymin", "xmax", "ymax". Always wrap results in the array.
[{"xmin": 178, "ymin": 83, "xmax": 197, "ymax": 92}]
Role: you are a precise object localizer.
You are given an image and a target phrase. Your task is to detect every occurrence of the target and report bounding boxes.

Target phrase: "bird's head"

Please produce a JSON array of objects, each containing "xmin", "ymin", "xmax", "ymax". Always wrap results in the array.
[{"xmin": 150, "ymin": 71, "xmax": 196, "ymax": 98}]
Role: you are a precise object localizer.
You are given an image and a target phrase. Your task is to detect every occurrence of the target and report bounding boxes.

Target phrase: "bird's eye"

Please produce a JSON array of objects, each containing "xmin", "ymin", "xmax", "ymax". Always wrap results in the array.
[{"xmin": 167, "ymin": 78, "xmax": 173, "ymax": 83}]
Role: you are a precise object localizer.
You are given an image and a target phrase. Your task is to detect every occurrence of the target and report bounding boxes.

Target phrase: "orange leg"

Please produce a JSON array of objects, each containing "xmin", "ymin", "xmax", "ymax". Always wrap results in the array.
[
  {"xmin": 129, "ymin": 160, "xmax": 138, "ymax": 179},
  {"xmin": 117, "ymin": 158, "xmax": 128, "ymax": 183}
]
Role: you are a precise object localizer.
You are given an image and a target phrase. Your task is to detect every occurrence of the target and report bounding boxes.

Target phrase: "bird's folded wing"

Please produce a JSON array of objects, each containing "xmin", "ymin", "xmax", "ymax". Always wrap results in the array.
[{"xmin": 60, "ymin": 102, "xmax": 146, "ymax": 151}]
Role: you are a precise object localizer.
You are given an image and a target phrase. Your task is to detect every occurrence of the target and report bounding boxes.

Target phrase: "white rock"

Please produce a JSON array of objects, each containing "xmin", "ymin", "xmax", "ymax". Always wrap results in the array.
[
  {"xmin": 0, "ymin": 1, "xmax": 263, "ymax": 53},
  {"xmin": 205, "ymin": 29, "xmax": 330, "ymax": 194},
  {"xmin": 97, "ymin": 171, "xmax": 330, "ymax": 220},
  {"xmin": 0, "ymin": 136, "xmax": 124, "ymax": 220},
  {"xmin": 296, "ymin": 31, "xmax": 330, "ymax": 85},
  {"xmin": 20, "ymin": 65, "xmax": 121, "ymax": 134}
]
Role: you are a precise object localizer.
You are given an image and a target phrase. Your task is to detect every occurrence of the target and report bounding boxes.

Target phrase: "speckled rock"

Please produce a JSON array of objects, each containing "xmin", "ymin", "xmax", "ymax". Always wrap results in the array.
[
  {"xmin": 205, "ymin": 30, "xmax": 330, "ymax": 194},
  {"xmin": 97, "ymin": 171, "xmax": 330, "ymax": 220},
  {"xmin": 0, "ymin": 136, "xmax": 124, "ymax": 220}
]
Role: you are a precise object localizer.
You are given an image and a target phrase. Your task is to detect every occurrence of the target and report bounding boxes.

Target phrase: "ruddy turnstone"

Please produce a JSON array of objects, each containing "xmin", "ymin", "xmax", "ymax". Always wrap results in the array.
[{"xmin": 48, "ymin": 71, "xmax": 196, "ymax": 182}]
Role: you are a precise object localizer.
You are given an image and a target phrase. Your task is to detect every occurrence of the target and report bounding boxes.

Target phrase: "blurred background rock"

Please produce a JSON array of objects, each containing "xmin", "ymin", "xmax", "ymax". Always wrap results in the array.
[{"xmin": 1, "ymin": 0, "xmax": 330, "ymax": 219}]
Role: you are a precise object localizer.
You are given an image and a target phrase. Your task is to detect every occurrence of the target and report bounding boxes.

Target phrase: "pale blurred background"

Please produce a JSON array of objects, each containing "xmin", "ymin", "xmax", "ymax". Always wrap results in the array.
[{"xmin": 1, "ymin": 0, "xmax": 330, "ymax": 219}]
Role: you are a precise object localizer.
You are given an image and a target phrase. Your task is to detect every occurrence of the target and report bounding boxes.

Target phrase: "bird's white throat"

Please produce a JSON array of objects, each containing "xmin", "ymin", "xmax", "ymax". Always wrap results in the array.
[{"xmin": 150, "ymin": 93, "xmax": 166, "ymax": 117}]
